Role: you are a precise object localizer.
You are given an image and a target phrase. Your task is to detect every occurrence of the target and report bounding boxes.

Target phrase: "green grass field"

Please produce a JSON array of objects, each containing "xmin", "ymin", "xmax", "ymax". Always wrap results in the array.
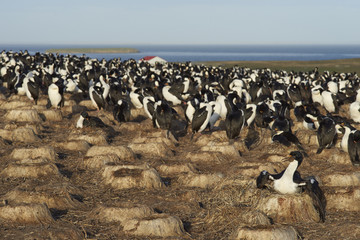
[
  {"xmin": 46, "ymin": 48, "xmax": 139, "ymax": 54},
  {"xmin": 198, "ymin": 58, "xmax": 360, "ymax": 74}
]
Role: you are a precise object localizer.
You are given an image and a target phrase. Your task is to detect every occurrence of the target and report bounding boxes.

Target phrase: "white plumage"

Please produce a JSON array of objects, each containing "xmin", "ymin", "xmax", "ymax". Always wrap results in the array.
[
  {"xmin": 208, "ymin": 101, "xmax": 222, "ymax": 130},
  {"xmin": 321, "ymin": 90, "xmax": 336, "ymax": 113},
  {"xmin": 349, "ymin": 101, "xmax": 360, "ymax": 123},
  {"xmin": 311, "ymin": 86, "xmax": 323, "ymax": 106},
  {"xmin": 162, "ymin": 85, "xmax": 182, "ymax": 105},
  {"xmin": 48, "ymin": 83, "xmax": 62, "ymax": 108},
  {"xmin": 273, "ymin": 160, "xmax": 302, "ymax": 194}
]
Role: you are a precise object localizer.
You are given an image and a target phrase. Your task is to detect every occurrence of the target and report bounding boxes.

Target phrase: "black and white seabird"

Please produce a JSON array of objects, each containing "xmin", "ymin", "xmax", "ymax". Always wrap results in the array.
[
  {"xmin": 24, "ymin": 72, "xmax": 40, "ymax": 105},
  {"xmin": 129, "ymin": 88, "xmax": 144, "ymax": 109},
  {"xmin": 225, "ymin": 107, "xmax": 244, "ymax": 144},
  {"xmin": 316, "ymin": 115, "xmax": 336, "ymax": 154},
  {"xmin": 348, "ymin": 130, "xmax": 360, "ymax": 166},
  {"xmin": 349, "ymin": 101, "xmax": 360, "ymax": 123},
  {"xmin": 287, "ymin": 83, "xmax": 302, "ymax": 105},
  {"xmin": 256, "ymin": 151, "xmax": 326, "ymax": 222},
  {"xmin": 76, "ymin": 111, "xmax": 109, "ymax": 129},
  {"xmin": 184, "ymin": 97, "xmax": 200, "ymax": 124},
  {"xmin": 208, "ymin": 101, "xmax": 222, "ymax": 130},
  {"xmin": 113, "ymin": 99, "xmax": 131, "ymax": 123},
  {"xmin": 191, "ymin": 102, "xmax": 213, "ymax": 140},
  {"xmin": 271, "ymin": 129, "xmax": 306, "ymax": 155},
  {"xmin": 143, "ymin": 96, "xmax": 156, "ymax": 120},
  {"xmin": 311, "ymin": 86, "xmax": 324, "ymax": 107},
  {"xmin": 336, "ymin": 123, "xmax": 354, "ymax": 153},
  {"xmin": 294, "ymin": 101, "xmax": 306, "ymax": 122},
  {"xmin": 254, "ymin": 102, "xmax": 272, "ymax": 128},
  {"xmin": 47, "ymin": 79, "xmax": 65, "ymax": 109},
  {"xmin": 162, "ymin": 84, "xmax": 183, "ymax": 105},
  {"xmin": 89, "ymin": 85, "xmax": 106, "ymax": 111},
  {"xmin": 244, "ymin": 104, "xmax": 257, "ymax": 127},
  {"xmin": 321, "ymin": 90, "xmax": 338, "ymax": 114},
  {"xmin": 152, "ymin": 100, "xmax": 178, "ymax": 138}
]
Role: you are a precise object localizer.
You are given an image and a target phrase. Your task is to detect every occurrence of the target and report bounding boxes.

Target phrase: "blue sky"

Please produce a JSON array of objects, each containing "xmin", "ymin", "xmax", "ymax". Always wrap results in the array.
[{"xmin": 2, "ymin": 0, "xmax": 360, "ymax": 45}]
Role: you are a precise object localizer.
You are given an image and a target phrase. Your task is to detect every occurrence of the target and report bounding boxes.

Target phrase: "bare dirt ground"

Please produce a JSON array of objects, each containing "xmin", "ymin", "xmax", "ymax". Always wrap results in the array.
[{"xmin": 0, "ymin": 91, "xmax": 359, "ymax": 240}]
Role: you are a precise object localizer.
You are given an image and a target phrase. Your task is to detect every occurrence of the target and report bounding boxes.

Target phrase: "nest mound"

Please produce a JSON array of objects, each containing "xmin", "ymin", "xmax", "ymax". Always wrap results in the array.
[{"xmin": 0, "ymin": 203, "xmax": 54, "ymax": 225}]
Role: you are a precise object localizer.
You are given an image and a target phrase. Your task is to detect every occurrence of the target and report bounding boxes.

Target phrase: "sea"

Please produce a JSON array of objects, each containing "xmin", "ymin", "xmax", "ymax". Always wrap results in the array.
[{"xmin": 1, "ymin": 44, "xmax": 360, "ymax": 62}]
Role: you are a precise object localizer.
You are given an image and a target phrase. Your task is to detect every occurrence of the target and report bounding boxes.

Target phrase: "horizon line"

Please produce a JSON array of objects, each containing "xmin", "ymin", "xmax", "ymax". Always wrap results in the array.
[{"xmin": 1, "ymin": 42, "xmax": 360, "ymax": 46}]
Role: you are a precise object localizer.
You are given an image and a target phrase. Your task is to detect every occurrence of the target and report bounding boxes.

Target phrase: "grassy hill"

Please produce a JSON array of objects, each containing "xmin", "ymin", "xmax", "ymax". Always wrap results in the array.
[{"xmin": 197, "ymin": 58, "xmax": 360, "ymax": 73}]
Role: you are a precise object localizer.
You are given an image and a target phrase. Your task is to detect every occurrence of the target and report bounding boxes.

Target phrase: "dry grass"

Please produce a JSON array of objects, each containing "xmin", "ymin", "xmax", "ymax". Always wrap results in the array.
[{"xmin": 0, "ymin": 203, "xmax": 54, "ymax": 225}]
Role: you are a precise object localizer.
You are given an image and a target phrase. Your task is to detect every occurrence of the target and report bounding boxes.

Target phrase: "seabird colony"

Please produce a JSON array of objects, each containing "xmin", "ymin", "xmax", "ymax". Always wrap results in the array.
[{"xmin": 1, "ymin": 49, "xmax": 360, "ymax": 222}]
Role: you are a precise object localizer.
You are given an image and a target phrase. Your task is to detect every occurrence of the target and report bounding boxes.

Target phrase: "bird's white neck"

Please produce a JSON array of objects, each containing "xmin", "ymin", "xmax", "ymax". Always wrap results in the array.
[
  {"xmin": 76, "ymin": 116, "xmax": 84, "ymax": 128},
  {"xmin": 283, "ymin": 160, "xmax": 298, "ymax": 179}
]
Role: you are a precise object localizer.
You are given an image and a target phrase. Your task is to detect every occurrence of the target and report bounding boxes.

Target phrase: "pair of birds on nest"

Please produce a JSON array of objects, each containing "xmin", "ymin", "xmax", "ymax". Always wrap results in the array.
[{"xmin": 256, "ymin": 151, "xmax": 326, "ymax": 223}]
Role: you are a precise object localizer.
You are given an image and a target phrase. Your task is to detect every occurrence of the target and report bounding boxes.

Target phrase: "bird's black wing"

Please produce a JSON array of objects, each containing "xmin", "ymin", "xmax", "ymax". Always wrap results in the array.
[
  {"xmin": 281, "ymin": 131, "xmax": 308, "ymax": 156},
  {"xmin": 282, "ymin": 131, "xmax": 306, "ymax": 151},
  {"xmin": 123, "ymin": 101, "xmax": 131, "ymax": 122},
  {"xmin": 303, "ymin": 177, "xmax": 327, "ymax": 223},
  {"xmin": 272, "ymin": 132, "xmax": 291, "ymax": 147},
  {"xmin": 292, "ymin": 171, "xmax": 303, "ymax": 184},
  {"xmin": 169, "ymin": 82, "xmax": 184, "ymax": 94},
  {"xmin": 152, "ymin": 111, "xmax": 158, "ymax": 128},
  {"xmin": 331, "ymin": 94, "xmax": 339, "ymax": 114},
  {"xmin": 225, "ymin": 110, "xmax": 244, "ymax": 140},
  {"xmin": 244, "ymin": 106, "xmax": 255, "ymax": 126},
  {"xmin": 27, "ymin": 81, "xmax": 39, "ymax": 104},
  {"xmin": 168, "ymin": 86, "xmax": 184, "ymax": 100},
  {"xmin": 154, "ymin": 104, "xmax": 173, "ymax": 130},
  {"xmin": 92, "ymin": 89, "xmax": 105, "ymax": 110},
  {"xmin": 192, "ymin": 106, "xmax": 208, "ymax": 133},
  {"xmin": 270, "ymin": 170, "xmax": 285, "ymax": 180},
  {"xmin": 317, "ymin": 119, "xmax": 336, "ymax": 152},
  {"xmin": 245, "ymin": 127, "xmax": 260, "ymax": 150},
  {"xmin": 294, "ymin": 106, "xmax": 306, "ymax": 122},
  {"xmin": 89, "ymin": 116, "xmax": 107, "ymax": 128},
  {"xmin": 256, "ymin": 171, "xmax": 270, "ymax": 189},
  {"xmin": 348, "ymin": 132, "xmax": 360, "ymax": 166},
  {"xmin": 113, "ymin": 105, "xmax": 121, "ymax": 122},
  {"xmin": 170, "ymin": 106, "xmax": 178, "ymax": 117},
  {"xmin": 147, "ymin": 101, "xmax": 155, "ymax": 117}
]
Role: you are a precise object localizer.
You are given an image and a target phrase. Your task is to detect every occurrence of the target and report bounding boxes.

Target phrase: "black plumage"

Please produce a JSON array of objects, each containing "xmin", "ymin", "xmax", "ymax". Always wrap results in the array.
[
  {"xmin": 113, "ymin": 99, "xmax": 131, "ymax": 123},
  {"xmin": 80, "ymin": 111, "xmax": 108, "ymax": 128},
  {"xmin": 108, "ymin": 79, "xmax": 124, "ymax": 105},
  {"xmin": 294, "ymin": 104, "xmax": 306, "ymax": 122},
  {"xmin": 304, "ymin": 177, "xmax": 327, "ymax": 223},
  {"xmin": 225, "ymin": 108, "xmax": 245, "ymax": 144},
  {"xmin": 287, "ymin": 83, "xmax": 302, "ymax": 104},
  {"xmin": 299, "ymin": 81, "xmax": 312, "ymax": 104},
  {"xmin": 27, "ymin": 78, "xmax": 40, "ymax": 105},
  {"xmin": 90, "ymin": 86, "xmax": 106, "ymax": 110},
  {"xmin": 348, "ymin": 130, "xmax": 360, "ymax": 166},
  {"xmin": 255, "ymin": 102, "xmax": 272, "ymax": 128},
  {"xmin": 316, "ymin": 116, "xmax": 336, "ymax": 154},
  {"xmin": 271, "ymin": 131, "xmax": 306, "ymax": 155},
  {"xmin": 244, "ymin": 127, "xmax": 260, "ymax": 150},
  {"xmin": 153, "ymin": 100, "xmax": 178, "ymax": 138},
  {"xmin": 271, "ymin": 103, "xmax": 292, "ymax": 133},
  {"xmin": 191, "ymin": 103, "xmax": 212, "ymax": 139}
]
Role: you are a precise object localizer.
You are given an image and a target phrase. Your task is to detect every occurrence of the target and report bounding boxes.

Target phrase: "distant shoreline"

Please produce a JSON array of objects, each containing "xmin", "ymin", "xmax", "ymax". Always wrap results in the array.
[{"xmin": 45, "ymin": 48, "xmax": 139, "ymax": 54}]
